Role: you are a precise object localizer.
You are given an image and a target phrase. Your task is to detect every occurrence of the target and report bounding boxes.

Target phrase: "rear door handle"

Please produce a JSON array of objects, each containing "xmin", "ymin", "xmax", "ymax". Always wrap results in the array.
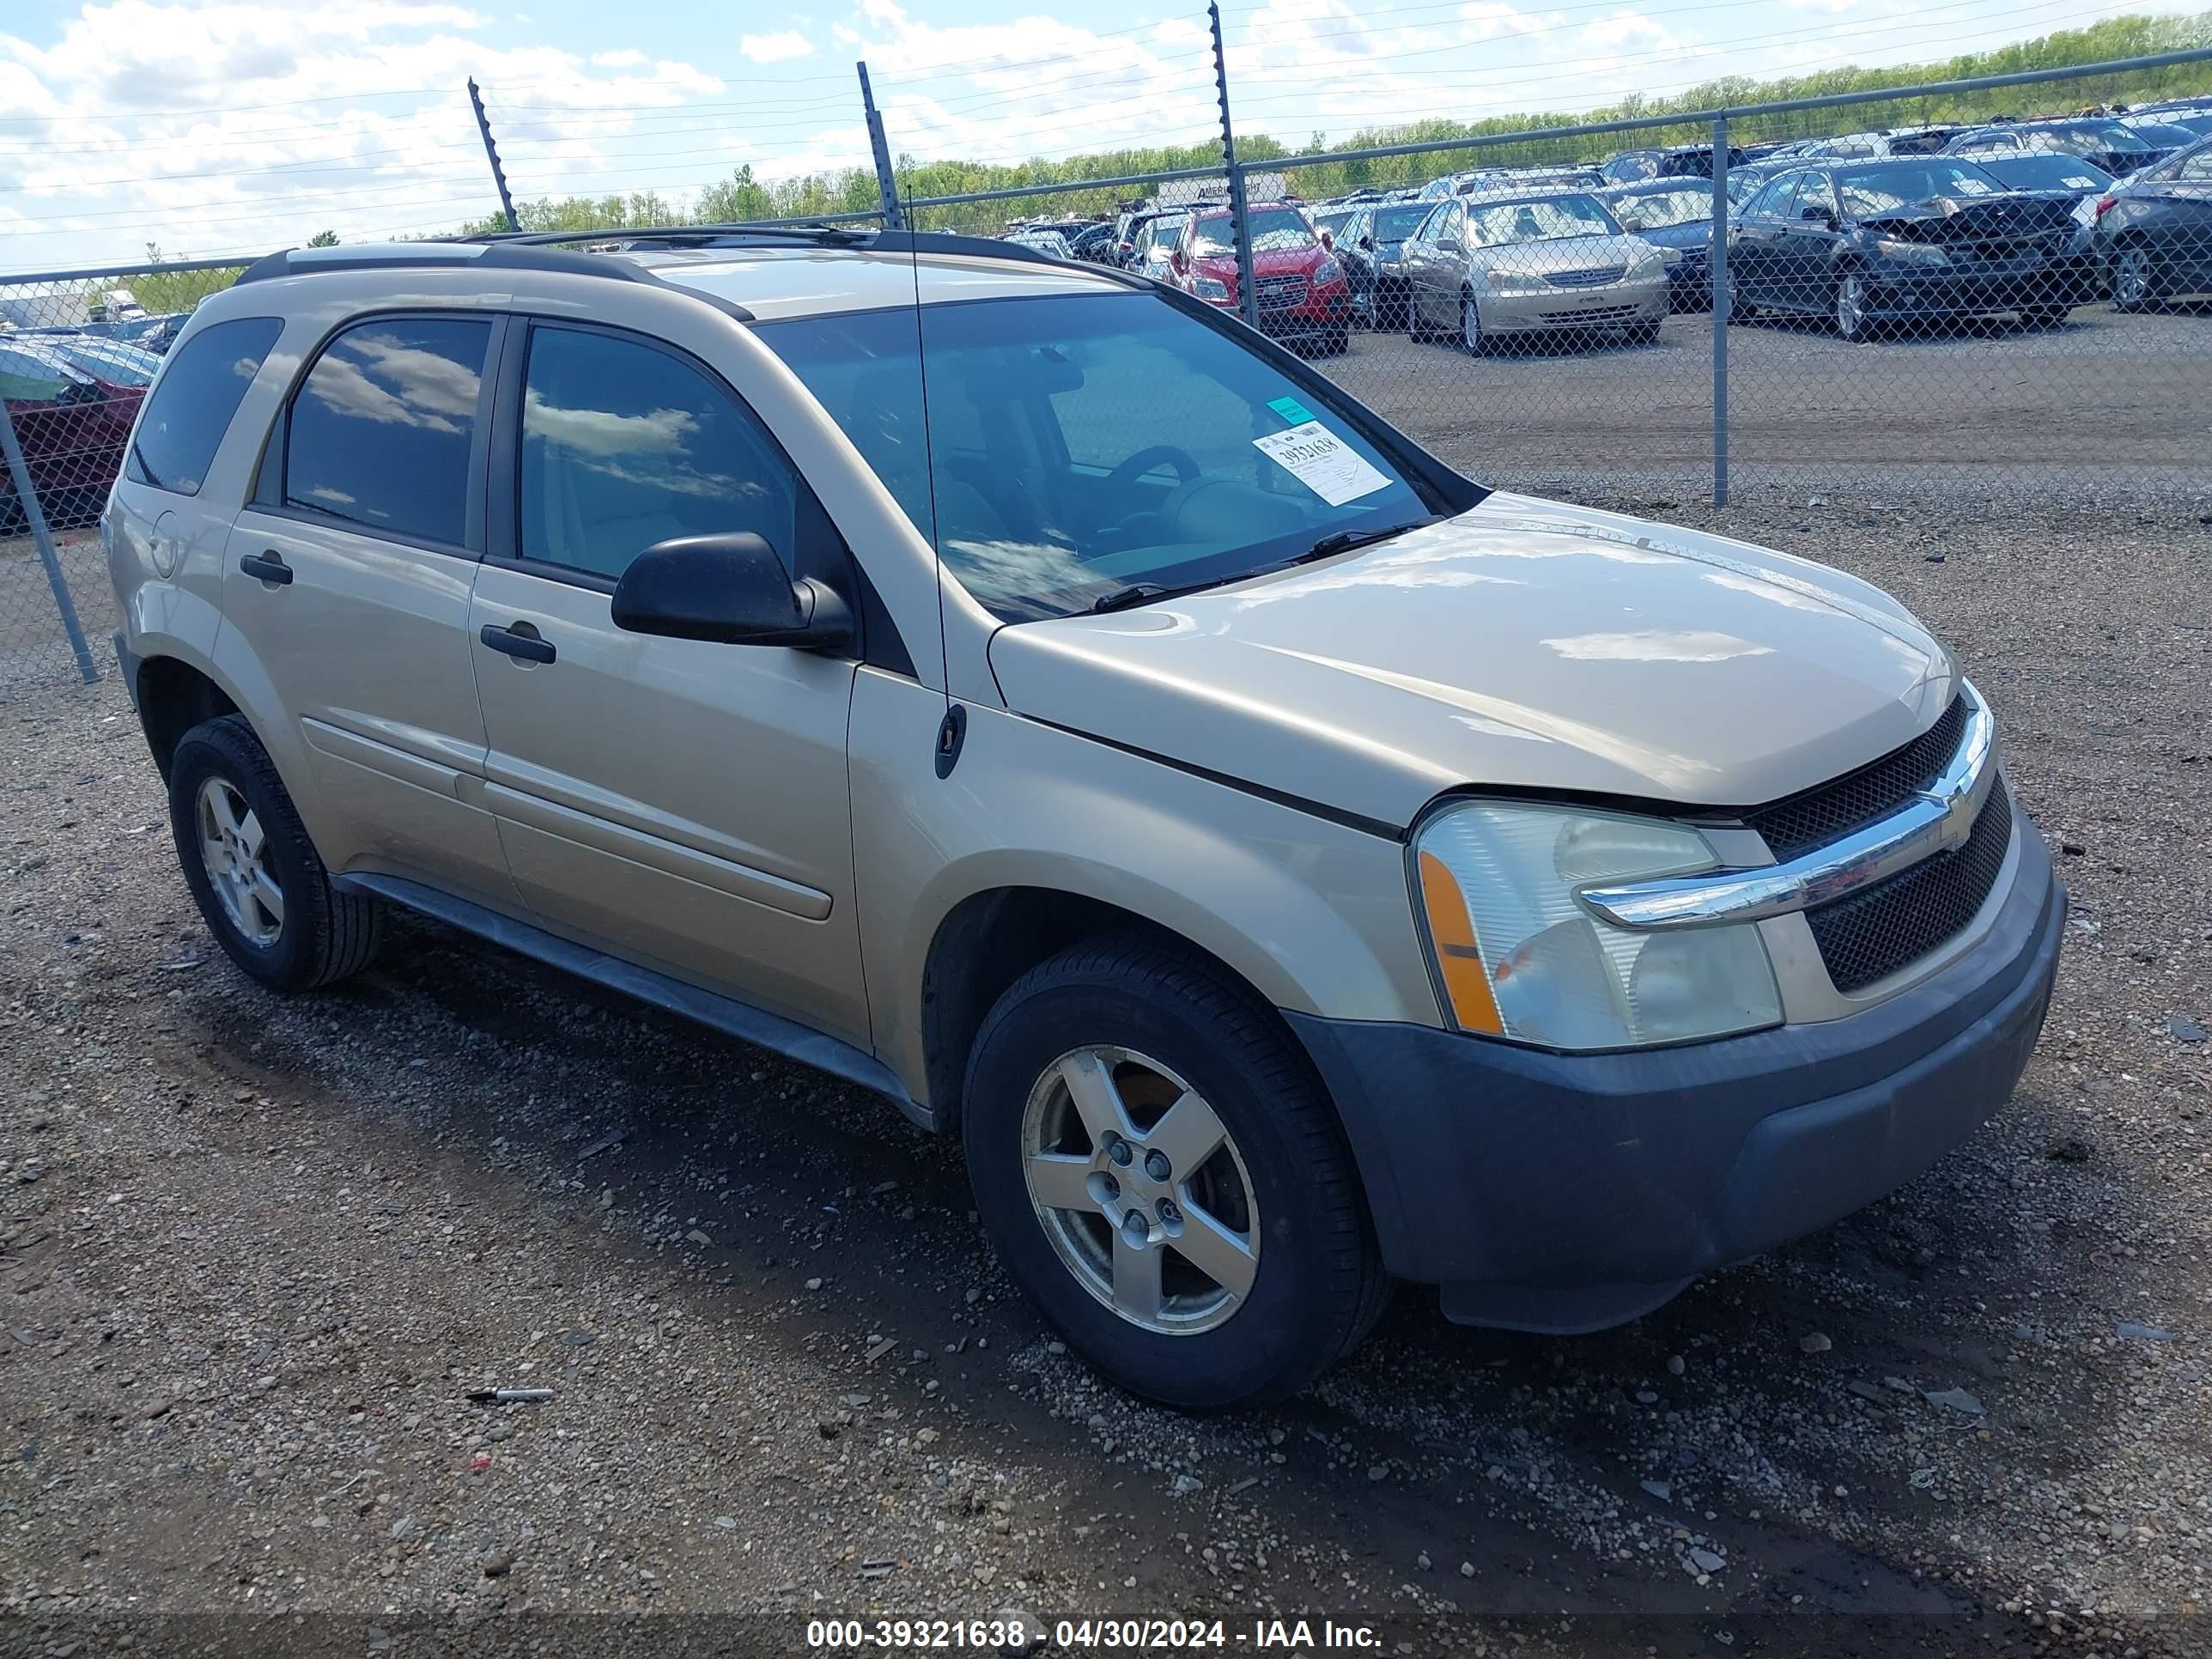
[
  {"xmin": 479, "ymin": 623, "xmax": 556, "ymax": 665},
  {"xmin": 239, "ymin": 551, "xmax": 292, "ymax": 585}
]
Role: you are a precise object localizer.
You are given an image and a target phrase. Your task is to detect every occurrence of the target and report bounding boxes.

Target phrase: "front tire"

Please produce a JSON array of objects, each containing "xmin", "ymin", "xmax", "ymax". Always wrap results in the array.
[
  {"xmin": 167, "ymin": 714, "xmax": 384, "ymax": 992},
  {"xmin": 1459, "ymin": 290, "xmax": 1485, "ymax": 354},
  {"xmin": 2111, "ymin": 243, "xmax": 2160, "ymax": 312},
  {"xmin": 962, "ymin": 939, "xmax": 1384, "ymax": 1409},
  {"xmin": 1834, "ymin": 270, "xmax": 1874, "ymax": 342}
]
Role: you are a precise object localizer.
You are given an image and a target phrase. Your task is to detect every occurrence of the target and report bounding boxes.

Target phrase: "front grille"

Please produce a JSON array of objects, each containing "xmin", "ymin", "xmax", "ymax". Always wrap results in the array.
[
  {"xmin": 1807, "ymin": 783, "xmax": 2013, "ymax": 994},
  {"xmin": 1255, "ymin": 274, "xmax": 1309, "ymax": 307},
  {"xmin": 1545, "ymin": 264, "xmax": 1627, "ymax": 288},
  {"xmin": 1747, "ymin": 696, "xmax": 1969, "ymax": 861}
]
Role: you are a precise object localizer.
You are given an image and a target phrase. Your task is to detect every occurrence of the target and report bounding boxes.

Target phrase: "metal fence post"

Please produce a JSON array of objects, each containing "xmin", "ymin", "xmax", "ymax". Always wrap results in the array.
[
  {"xmin": 1207, "ymin": 2, "xmax": 1260, "ymax": 328},
  {"xmin": 0, "ymin": 398, "xmax": 99, "ymax": 684},
  {"xmin": 467, "ymin": 79, "xmax": 520, "ymax": 234},
  {"xmin": 1710, "ymin": 114, "xmax": 1730, "ymax": 510},
  {"xmin": 859, "ymin": 63, "xmax": 905, "ymax": 230}
]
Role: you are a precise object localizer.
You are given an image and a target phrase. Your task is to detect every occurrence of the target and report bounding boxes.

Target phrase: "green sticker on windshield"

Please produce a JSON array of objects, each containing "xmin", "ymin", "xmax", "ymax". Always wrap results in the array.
[{"xmin": 1267, "ymin": 395, "xmax": 1315, "ymax": 424}]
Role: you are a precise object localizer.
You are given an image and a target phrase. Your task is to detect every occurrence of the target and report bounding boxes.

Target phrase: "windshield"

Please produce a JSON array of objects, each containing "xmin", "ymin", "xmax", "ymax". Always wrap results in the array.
[
  {"xmin": 1465, "ymin": 194, "xmax": 1620, "ymax": 246},
  {"xmin": 1189, "ymin": 207, "xmax": 1314, "ymax": 258},
  {"xmin": 1371, "ymin": 204, "xmax": 1431, "ymax": 241},
  {"xmin": 1614, "ymin": 187, "xmax": 1709, "ymax": 228},
  {"xmin": 1836, "ymin": 161, "xmax": 2004, "ymax": 213},
  {"xmin": 758, "ymin": 293, "xmax": 1436, "ymax": 622},
  {"xmin": 1978, "ymin": 154, "xmax": 2114, "ymax": 191}
]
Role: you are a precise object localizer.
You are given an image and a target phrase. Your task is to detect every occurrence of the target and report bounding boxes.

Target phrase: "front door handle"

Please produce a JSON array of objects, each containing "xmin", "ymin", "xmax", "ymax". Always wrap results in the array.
[
  {"xmin": 479, "ymin": 623, "xmax": 556, "ymax": 665},
  {"xmin": 239, "ymin": 551, "xmax": 292, "ymax": 585}
]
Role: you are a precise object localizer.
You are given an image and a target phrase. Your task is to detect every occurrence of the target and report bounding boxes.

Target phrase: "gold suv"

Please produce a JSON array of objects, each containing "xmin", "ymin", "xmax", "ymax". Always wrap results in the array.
[{"xmin": 105, "ymin": 228, "xmax": 2063, "ymax": 1407}]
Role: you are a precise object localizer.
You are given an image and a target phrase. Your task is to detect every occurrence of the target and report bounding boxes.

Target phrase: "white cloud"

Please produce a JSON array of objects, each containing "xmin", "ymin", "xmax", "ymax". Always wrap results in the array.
[{"xmin": 740, "ymin": 30, "xmax": 816, "ymax": 64}]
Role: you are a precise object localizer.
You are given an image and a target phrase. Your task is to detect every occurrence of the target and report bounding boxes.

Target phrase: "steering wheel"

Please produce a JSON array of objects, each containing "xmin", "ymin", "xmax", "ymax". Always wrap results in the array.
[{"xmin": 1082, "ymin": 445, "xmax": 1203, "ymax": 541}]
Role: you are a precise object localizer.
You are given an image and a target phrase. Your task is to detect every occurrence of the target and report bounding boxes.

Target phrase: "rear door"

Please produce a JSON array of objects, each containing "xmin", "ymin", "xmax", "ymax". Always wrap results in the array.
[
  {"xmin": 466, "ymin": 317, "xmax": 870, "ymax": 1045},
  {"xmin": 222, "ymin": 311, "xmax": 514, "ymax": 906},
  {"xmin": 1729, "ymin": 172, "xmax": 1803, "ymax": 304}
]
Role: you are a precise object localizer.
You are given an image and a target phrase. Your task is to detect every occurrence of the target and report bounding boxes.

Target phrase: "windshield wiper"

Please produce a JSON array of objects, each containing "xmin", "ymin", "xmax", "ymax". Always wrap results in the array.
[
  {"xmin": 1091, "ymin": 582, "xmax": 1175, "ymax": 613},
  {"xmin": 1284, "ymin": 519, "xmax": 1434, "ymax": 566}
]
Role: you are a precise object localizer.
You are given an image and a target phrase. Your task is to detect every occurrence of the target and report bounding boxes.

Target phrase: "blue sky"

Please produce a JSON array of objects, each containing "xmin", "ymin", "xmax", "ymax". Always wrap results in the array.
[{"xmin": 0, "ymin": 0, "xmax": 2195, "ymax": 268}]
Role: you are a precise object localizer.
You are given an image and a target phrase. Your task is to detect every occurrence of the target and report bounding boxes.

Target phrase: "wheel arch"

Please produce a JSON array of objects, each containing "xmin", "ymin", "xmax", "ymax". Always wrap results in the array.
[{"xmin": 918, "ymin": 884, "xmax": 1340, "ymax": 1139}]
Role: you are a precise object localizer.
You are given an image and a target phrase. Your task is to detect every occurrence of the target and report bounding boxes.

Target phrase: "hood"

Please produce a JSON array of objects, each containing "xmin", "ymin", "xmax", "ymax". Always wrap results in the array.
[
  {"xmin": 1197, "ymin": 242, "xmax": 1323, "ymax": 277},
  {"xmin": 1633, "ymin": 221, "xmax": 1713, "ymax": 252},
  {"xmin": 1467, "ymin": 233, "xmax": 1651, "ymax": 276},
  {"xmin": 988, "ymin": 492, "xmax": 1956, "ymax": 831},
  {"xmin": 1857, "ymin": 194, "xmax": 2075, "ymax": 238}
]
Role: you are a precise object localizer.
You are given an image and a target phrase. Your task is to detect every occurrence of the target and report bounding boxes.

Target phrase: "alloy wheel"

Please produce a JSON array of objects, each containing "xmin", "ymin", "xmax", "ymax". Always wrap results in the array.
[
  {"xmin": 195, "ymin": 776, "xmax": 283, "ymax": 946},
  {"xmin": 1461, "ymin": 294, "xmax": 1482, "ymax": 352},
  {"xmin": 1835, "ymin": 273, "xmax": 1869, "ymax": 340},
  {"xmin": 1019, "ymin": 1045, "xmax": 1260, "ymax": 1335},
  {"xmin": 2114, "ymin": 246, "xmax": 2154, "ymax": 308}
]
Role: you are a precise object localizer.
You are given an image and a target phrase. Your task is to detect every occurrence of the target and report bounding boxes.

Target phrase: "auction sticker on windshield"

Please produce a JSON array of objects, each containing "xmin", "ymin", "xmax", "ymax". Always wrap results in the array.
[{"xmin": 1252, "ymin": 421, "xmax": 1390, "ymax": 507}]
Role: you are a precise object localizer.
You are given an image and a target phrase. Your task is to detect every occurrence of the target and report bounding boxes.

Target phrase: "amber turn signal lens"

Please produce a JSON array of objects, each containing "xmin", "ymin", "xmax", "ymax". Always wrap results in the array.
[{"xmin": 1416, "ymin": 849, "xmax": 1505, "ymax": 1035}]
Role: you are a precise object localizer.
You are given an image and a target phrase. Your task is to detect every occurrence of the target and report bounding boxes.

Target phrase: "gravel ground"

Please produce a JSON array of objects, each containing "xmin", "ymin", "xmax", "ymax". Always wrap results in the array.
[
  {"xmin": 1326, "ymin": 306, "xmax": 2212, "ymax": 512},
  {"xmin": 3, "ymin": 499, "xmax": 2209, "ymax": 1659}
]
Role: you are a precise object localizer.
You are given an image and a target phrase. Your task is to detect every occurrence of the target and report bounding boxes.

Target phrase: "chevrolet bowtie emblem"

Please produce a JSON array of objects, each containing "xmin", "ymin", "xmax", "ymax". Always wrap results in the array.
[{"xmin": 1918, "ymin": 783, "xmax": 1976, "ymax": 854}]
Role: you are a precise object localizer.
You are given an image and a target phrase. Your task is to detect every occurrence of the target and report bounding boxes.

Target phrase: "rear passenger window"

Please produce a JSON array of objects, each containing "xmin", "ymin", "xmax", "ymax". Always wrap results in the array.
[
  {"xmin": 518, "ymin": 325, "xmax": 797, "ymax": 581},
  {"xmin": 284, "ymin": 316, "xmax": 490, "ymax": 546},
  {"xmin": 126, "ymin": 315, "xmax": 282, "ymax": 496}
]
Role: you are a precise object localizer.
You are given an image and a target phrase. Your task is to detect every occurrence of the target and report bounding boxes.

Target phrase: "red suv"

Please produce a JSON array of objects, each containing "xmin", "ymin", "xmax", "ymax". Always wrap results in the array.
[{"xmin": 1169, "ymin": 203, "xmax": 1351, "ymax": 355}]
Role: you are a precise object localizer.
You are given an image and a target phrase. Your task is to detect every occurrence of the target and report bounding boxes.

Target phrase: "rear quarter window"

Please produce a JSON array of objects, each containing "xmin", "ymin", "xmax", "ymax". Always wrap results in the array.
[{"xmin": 125, "ymin": 316, "xmax": 283, "ymax": 496}]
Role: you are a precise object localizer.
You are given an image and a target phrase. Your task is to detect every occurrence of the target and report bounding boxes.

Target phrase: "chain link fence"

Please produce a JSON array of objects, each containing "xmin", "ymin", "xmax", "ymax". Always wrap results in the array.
[
  {"xmin": 2, "ymin": 258, "xmax": 244, "ymax": 695},
  {"xmin": 902, "ymin": 50, "xmax": 2212, "ymax": 517},
  {"xmin": 5, "ymin": 49, "xmax": 2209, "ymax": 696}
]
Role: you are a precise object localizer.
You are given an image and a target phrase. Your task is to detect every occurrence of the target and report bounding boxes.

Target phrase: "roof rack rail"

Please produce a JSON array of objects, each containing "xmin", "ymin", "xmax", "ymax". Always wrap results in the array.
[
  {"xmin": 232, "ymin": 241, "xmax": 680, "ymax": 289},
  {"xmin": 454, "ymin": 222, "xmax": 872, "ymax": 248}
]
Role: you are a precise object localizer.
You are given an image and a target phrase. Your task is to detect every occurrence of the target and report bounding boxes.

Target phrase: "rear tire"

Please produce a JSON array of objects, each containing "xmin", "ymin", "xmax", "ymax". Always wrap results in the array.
[
  {"xmin": 962, "ymin": 938, "xmax": 1384, "ymax": 1409},
  {"xmin": 1459, "ymin": 291, "xmax": 1485, "ymax": 355},
  {"xmin": 1833, "ymin": 270, "xmax": 1873, "ymax": 343},
  {"xmin": 167, "ymin": 714, "xmax": 384, "ymax": 992}
]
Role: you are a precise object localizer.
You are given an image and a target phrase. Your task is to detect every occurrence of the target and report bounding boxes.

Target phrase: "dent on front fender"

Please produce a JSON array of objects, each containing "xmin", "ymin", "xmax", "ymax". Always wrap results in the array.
[{"xmin": 845, "ymin": 671, "xmax": 1444, "ymax": 1107}]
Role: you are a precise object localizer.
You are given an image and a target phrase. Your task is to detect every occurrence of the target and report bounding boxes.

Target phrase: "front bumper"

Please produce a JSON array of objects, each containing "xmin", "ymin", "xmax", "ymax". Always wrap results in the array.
[
  {"xmin": 1483, "ymin": 276, "xmax": 1668, "ymax": 331},
  {"xmin": 1862, "ymin": 258, "xmax": 2089, "ymax": 314},
  {"xmin": 1285, "ymin": 824, "xmax": 2063, "ymax": 1333}
]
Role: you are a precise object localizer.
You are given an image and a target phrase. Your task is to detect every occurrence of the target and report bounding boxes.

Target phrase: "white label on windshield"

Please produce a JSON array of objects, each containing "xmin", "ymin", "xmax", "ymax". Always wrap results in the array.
[{"xmin": 1251, "ymin": 422, "xmax": 1391, "ymax": 507}]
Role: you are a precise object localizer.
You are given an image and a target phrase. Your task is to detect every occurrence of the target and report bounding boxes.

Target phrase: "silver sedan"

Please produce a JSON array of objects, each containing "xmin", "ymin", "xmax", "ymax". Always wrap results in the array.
[{"xmin": 1400, "ymin": 191, "xmax": 1669, "ymax": 350}]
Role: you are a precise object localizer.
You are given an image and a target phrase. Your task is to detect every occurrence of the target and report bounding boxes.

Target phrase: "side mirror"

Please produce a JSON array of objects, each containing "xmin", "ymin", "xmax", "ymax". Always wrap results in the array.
[
  {"xmin": 611, "ymin": 532, "xmax": 852, "ymax": 652},
  {"xmin": 1170, "ymin": 249, "xmax": 1189, "ymax": 273},
  {"xmin": 1318, "ymin": 228, "xmax": 1334, "ymax": 250},
  {"xmin": 1358, "ymin": 233, "xmax": 1375, "ymax": 249},
  {"xmin": 1436, "ymin": 236, "xmax": 1462, "ymax": 253},
  {"xmin": 1801, "ymin": 205, "xmax": 1837, "ymax": 228},
  {"xmin": 1620, "ymin": 217, "xmax": 1648, "ymax": 234}
]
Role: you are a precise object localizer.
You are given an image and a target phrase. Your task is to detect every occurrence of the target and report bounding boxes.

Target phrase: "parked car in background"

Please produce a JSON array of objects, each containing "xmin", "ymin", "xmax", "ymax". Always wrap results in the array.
[
  {"xmin": 1310, "ymin": 201, "xmax": 1364, "ymax": 249},
  {"xmin": 1401, "ymin": 190, "xmax": 1668, "ymax": 351},
  {"xmin": 1170, "ymin": 203, "xmax": 1351, "ymax": 353},
  {"xmin": 2094, "ymin": 133, "xmax": 2212, "ymax": 310},
  {"xmin": 1008, "ymin": 228, "xmax": 1075, "ymax": 259},
  {"xmin": 2113, "ymin": 118, "xmax": 2205, "ymax": 164},
  {"xmin": 1798, "ymin": 126, "xmax": 1965, "ymax": 161},
  {"xmin": 0, "ymin": 336, "xmax": 136, "ymax": 532},
  {"xmin": 1599, "ymin": 143, "xmax": 1744, "ymax": 185},
  {"xmin": 2126, "ymin": 101, "xmax": 2212, "ymax": 140},
  {"xmin": 1600, "ymin": 180, "xmax": 1720, "ymax": 308},
  {"xmin": 1968, "ymin": 152, "xmax": 2117, "ymax": 269},
  {"xmin": 24, "ymin": 331, "xmax": 167, "ymax": 387},
  {"xmin": 1419, "ymin": 166, "xmax": 1601, "ymax": 201},
  {"xmin": 1729, "ymin": 159, "xmax": 2089, "ymax": 340},
  {"xmin": 1132, "ymin": 212, "xmax": 1194, "ymax": 281},
  {"xmin": 1340, "ymin": 197, "xmax": 1435, "ymax": 329},
  {"xmin": 1069, "ymin": 222, "xmax": 1118, "ymax": 263},
  {"xmin": 1946, "ymin": 118, "xmax": 2160, "ymax": 177}
]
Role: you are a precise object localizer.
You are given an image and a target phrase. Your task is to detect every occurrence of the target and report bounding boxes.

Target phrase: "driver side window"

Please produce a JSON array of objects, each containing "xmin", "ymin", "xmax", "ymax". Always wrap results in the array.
[
  {"xmin": 1746, "ymin": 174, "xmax": 1802, "ymax": 218},
  {"xmin": 518, "ymin": 324, "xmax": 797, "ymax": 582}
]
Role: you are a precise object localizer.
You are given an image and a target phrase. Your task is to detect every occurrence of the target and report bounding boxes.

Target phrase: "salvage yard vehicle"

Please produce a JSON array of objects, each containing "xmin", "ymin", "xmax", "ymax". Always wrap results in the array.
[
  {"xmin": 2, "ymin": 334, "xmax": 139, "ymax": 532},
  {"xmin": 2095, "ymin": 133, "xmax": 2212, "ymax": 310},
  {"xmin": 107, "ymin": 228, "xmax": 2063, "ymax": 1409},
  {"xmin": 1340, "ymin": 197, "xmax": 1433, "ymax": 329},
  {"xmin": 1401, "ymin": 190, "xmax": 1669, "ymax": 350},
  {"xmin": 1729, "ymin": 159, "xmax": 2091, "ymax": 339},
  {"xmin": 1599, "ymin": 181, "xmax": 1720, "ymax": 309},
  {"xmin": 1169, "ymin": 203, "xmax": 1351, "ymax": 353}
]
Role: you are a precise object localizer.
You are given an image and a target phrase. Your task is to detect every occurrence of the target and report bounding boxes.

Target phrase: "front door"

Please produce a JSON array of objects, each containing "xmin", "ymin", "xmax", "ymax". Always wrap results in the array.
[
  {"xmin": 221, "ymin": 311, "xmax": 514, "ymax": 908},
  {"xmin": 467, "ymin": 319, "xmax": 869, "ymax": 1046},
  {"xmin": 1775, "ymin": 172, "xmax": 1844, "ymax": 310}
]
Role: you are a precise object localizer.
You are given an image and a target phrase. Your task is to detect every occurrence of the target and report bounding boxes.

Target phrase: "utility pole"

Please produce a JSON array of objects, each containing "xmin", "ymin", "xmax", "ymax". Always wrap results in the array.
[
  {"xmin": 859, "ymin": 63, "xmax": 905, "ymax": 230},
  {"xmin": 1207, "ymin": 2, "xmax": 1260, "ymax": 328},
  {"xmin": 467, "ymin": 79, "xmax": 520, "ymax": 233}
]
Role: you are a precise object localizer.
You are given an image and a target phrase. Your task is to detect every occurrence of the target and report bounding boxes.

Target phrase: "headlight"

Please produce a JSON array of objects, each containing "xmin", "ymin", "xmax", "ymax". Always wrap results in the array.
[
  {"xmin": 1871, "ymin": 237, "xmax": 1948, "ymax": 266},
  {"xmin": 1656, "ymin": 245, "xmax": 1684, "ymax": 265},
  {"xmin": 1315, "ymin": 256, "xmax": 1344, "ymax": 285},
  {"xmin": 1486, "ymin": 268, "xmax": 1547, "ymax": 292},
  {"xmin": 1412, "ymin": 800, "xmax": 1782, "ymax": 1050},
  {"xmin": 1194, "ymin": 275, "xmax": 1231, "ymax": 301}
]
